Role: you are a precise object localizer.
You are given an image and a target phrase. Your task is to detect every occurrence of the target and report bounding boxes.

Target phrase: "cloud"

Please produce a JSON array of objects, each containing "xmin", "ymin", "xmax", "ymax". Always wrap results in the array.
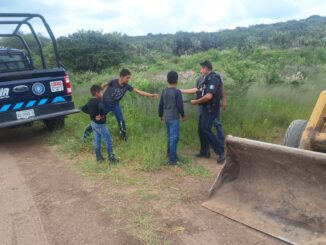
[{"xmin": 0, "ymin": 0, "xmax": 325, "ymax": 37}]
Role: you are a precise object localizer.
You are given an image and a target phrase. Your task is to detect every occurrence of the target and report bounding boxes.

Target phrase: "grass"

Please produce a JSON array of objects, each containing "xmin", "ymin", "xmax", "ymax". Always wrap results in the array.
[{"xmin": 181, "ymin": 163, "xmax": 213, "ymax": 178}]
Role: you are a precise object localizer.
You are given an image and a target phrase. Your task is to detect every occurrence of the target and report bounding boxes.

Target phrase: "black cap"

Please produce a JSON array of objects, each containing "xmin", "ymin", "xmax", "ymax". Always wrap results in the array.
[{"xmin": 200, "ymin": 60, "xmax": 212, "ymax": 70}]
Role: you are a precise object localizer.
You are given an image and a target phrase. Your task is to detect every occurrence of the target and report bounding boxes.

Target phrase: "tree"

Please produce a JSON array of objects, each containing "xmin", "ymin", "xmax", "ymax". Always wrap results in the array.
[{"xmin": 57, "ymin": 30, "xmax": 127, "ymax": 72}]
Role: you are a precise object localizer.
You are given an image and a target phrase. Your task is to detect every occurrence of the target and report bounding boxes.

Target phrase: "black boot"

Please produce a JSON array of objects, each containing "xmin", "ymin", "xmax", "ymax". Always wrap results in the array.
[
  {"xmin": 196, "ymin": 151, "xmax": 211, "ymax": 159},
  {"xmin": 217, "ymin": 153, "xmax": 225, "ymax": 164}
]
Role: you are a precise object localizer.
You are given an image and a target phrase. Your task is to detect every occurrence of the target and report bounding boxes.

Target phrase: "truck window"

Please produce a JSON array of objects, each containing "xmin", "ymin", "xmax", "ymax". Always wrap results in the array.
[{"xmin": 0, "ymin": 52, "xmax": 31, "ymax": 73}]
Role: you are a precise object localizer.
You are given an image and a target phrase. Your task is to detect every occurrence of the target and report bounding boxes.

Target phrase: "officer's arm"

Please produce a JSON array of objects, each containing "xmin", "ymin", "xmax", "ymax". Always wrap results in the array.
[
  {"xmin": 180, "ymin": 88, "xmax": 197, "ymax": 94},
  {"xmin": 133, "ymin": 88, "xmax": 159, "ymax": 98},
  {"xmin": 191, "ymin": 93, "xmax": 213, "ymax": 105}
]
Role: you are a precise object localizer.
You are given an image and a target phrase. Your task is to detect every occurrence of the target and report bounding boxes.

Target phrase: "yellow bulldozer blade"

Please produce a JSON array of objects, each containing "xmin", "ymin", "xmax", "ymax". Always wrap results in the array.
[{"xmin": 202, "ymin": 136, "xmax": 326, "ymax": 245}]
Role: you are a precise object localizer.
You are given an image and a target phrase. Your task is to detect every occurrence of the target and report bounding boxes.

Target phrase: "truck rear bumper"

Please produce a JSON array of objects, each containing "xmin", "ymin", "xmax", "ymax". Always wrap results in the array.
[{"xmin": 0, "ymin": 102, "xmax": 80, "ymax": 128}]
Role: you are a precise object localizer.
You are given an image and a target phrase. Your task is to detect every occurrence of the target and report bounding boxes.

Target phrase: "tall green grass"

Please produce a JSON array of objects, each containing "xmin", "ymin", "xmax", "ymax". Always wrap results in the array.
[{"xmin": 52, "ymin": 47, "xmax": 325, "ymax": 171}]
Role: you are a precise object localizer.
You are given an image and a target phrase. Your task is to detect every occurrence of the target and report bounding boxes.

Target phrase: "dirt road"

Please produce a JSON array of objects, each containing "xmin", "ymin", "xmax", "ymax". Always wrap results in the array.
[
  {"xmin": 0, "ymin": 128, "xmax": 141, "ymax": 245},
  {"xmin": 0, "ymin": 127, "xmax": 283, "ymax": 245}
]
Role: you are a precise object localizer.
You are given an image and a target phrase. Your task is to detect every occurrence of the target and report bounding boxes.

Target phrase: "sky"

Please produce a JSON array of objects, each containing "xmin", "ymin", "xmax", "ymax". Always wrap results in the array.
[{"xmin": 1, "ymin": 0, "xmax": 326, "ymax": 37}]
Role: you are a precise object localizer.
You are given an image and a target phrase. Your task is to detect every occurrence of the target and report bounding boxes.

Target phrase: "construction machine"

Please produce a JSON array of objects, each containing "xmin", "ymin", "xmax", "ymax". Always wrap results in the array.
[{"xmin": 203, "ymin": 90, "xmax": 326, "ymax": 245}]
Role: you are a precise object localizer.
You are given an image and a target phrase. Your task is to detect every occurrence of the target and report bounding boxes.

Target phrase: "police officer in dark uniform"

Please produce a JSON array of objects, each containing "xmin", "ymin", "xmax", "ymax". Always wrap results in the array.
[{"xmin": 191, "ymin": 60, "xmax": 225, "ymax": 164}]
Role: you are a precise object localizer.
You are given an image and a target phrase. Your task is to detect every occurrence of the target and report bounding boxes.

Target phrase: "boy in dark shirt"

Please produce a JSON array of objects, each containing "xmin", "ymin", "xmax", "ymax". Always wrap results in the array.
[
  {"xmin": 82, "ymin": 85, "xmax": 117, "ymax": 163},
  {"xmin": 159, "ymin": 71, "xmax": 185, "ymax": 165}
]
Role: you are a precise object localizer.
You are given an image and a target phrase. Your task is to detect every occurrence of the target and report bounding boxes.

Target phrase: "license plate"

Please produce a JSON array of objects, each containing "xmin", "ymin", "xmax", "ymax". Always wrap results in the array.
[
  {"xmin": 50, "ymin": 80, "xmax": 64, "ymax": 92},
  {"xmin": 16, "ymin": 109, "xmax": 35, "ymax": 120}
]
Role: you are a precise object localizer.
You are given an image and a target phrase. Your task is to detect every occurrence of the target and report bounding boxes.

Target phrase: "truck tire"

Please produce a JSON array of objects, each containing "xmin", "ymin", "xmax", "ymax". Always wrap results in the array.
[
  {"xmin": 44, "ymin": 117, "xmax": 65, "ymax": 131},
  {"xmin": 284, "ymin": 120, "xmax": 307, "ymax": 148}
]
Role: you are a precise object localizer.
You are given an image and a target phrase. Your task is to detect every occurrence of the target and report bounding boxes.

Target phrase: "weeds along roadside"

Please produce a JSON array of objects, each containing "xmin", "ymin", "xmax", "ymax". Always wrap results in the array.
[{"xmin": 46, "ymin": 47, "xmax": 325, "ymax": 171}]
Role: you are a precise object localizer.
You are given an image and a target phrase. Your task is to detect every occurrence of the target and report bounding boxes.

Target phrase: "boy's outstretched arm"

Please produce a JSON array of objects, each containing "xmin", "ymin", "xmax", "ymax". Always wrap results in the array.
[
  {"xmin": 180, "ymin": 88, "xmax": 197, "ymax": 94},
  {"xmin": 158, "ymin": 94, "xmax": 164, "ymax": 122},
  {"xmin": 133, "ymin": 88, "xmax": 159, "ymax": 98},
  {"xmin": 101, "ymin": 81, "xmax": 109, "ymax": 89}
]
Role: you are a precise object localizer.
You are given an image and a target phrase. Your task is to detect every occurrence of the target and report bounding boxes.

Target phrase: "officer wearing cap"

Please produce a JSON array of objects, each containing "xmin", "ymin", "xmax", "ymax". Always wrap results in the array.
[
  {"xmin": 195, "ymin": 75, "xmax": 226, "ymax": 159},
  {"xmin": 190, "ymin": 60, "xmax": 225, "ymax": 164}
]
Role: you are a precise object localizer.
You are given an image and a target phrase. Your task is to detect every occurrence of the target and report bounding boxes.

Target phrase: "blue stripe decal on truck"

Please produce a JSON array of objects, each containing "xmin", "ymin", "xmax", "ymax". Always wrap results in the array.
[
  {"xmin": 1, "ymin": 97, "xmax": 66, "ymax": 112},
  {"xmin": 26, "ymin": 100, "xmax": 37, "ymax": 108},
  {"xmin": 0, "ymin": 104, "xmax": 11, "ymax": 112},
  {"xmin": 52, "ymin": 96, "xmax": 65, "ymax": 103},
  {"xmin": 38, "ymin": 98, "xmax": 48, "ymax": 106},
  {"xmin": 13, "ymin": 102, "xmax": 24, "ymax": 110}
]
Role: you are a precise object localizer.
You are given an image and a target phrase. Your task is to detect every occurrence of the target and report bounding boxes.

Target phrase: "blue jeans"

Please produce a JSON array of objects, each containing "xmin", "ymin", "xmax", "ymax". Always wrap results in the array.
[
  {"xmin": 165, "ymin": 120, "xmax": 180, "ymax": 164},
  {"xmin": 103, "ymin": 102, "xmax": 126, "ymax": 131},
  {"xmin": 215, "ymin": 109, "xmax": 225, "ymax": 149},
  {"xmin": 91, "ymin": 122, "xmax": 113, "ymax": 160},
  {"xmin": 198, "ymin": 108, "xmax": 224, "ymax": 156},
  {"xmin": 83, "ymin": 102, "xmax": 126, "ymax": 139}
]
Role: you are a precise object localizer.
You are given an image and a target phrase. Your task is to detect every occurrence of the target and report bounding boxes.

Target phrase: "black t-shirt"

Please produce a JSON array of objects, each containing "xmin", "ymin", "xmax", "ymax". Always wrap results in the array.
[
  {"xmin": 198, "ymin": 72, "xmax": 222, "ymax": 106},
  {"xmin": 103, "ymin": 79, "xmax": 134, "ymax": 103},
  {"xmin": 81, "ymin": 98, "xmax": 106, "ymax": 124}
]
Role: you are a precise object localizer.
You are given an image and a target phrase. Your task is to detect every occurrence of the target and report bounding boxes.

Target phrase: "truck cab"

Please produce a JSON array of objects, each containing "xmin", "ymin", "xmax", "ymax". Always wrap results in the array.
[{"xmin": 0, "ymin": 13, "xmax": 79, "ymax": 130}]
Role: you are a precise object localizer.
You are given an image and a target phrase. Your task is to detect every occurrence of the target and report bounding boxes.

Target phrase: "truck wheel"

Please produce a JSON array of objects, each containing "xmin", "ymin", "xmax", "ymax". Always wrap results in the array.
[
  {"xmin": 284, "ymin": 120, "xmax": 307, "ymax": 148},
  {"xmin": 44, "ymin": 117, "xmax": 65, "ymax": 131}
]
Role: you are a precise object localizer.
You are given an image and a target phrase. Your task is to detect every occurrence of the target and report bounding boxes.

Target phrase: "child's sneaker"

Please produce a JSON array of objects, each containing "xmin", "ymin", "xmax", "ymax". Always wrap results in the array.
[
  {"xmin": 119, "ymin": 129, "xmax": 128, "ymax": 142},
  {"xmin": 108, "ymin": 153, "xmax": 118, "ymax": 163},
  {"xmin": 169, "ymin": 161, "xmax": 180, "ymax": 166},
  {"xmin": 83, "ymin": 125, "xmax": 93, "ymax": 139},
  {"xmin": 97, "ymin": 157, "xmax": 105, "ymax": 163}
]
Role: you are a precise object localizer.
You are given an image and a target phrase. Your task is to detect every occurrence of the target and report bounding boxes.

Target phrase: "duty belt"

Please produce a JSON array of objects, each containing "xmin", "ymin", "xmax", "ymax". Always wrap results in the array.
[{"xmin": 202, "ymin": 104, "xmax": 219, "ymax": 113}]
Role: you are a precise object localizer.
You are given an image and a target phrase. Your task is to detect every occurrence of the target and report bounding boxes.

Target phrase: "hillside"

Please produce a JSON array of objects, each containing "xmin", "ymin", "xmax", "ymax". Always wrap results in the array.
[
  {"xmin": 127, "ymin": 15, "xmax": 326, "ymax": 55},
  {"xmin": 0, "ymin": 15, "xmax": 325, "ymax": 72}
]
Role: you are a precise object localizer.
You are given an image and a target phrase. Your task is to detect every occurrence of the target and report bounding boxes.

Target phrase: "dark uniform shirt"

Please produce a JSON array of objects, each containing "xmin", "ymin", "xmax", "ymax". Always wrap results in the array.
[
  {"xmin": 158, "ymin": 87, "xmax": 185, "ymax": 121},
  {"xmin": 81, "ymin": 98, "xmax": 106, "ymax": 124},
  {"xmin": 103, "ymin": 79, "xmax": 134, "ymax": 104},
  {"xmin": 198, "ymin": 72, "xmax": 222, "ymax": 107}
]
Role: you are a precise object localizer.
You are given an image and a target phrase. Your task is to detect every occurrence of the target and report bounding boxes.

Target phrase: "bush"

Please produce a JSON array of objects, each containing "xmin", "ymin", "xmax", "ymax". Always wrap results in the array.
[{"xmin": 58, "ymin": 30, "xmax": 127, "ymax": 72}]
